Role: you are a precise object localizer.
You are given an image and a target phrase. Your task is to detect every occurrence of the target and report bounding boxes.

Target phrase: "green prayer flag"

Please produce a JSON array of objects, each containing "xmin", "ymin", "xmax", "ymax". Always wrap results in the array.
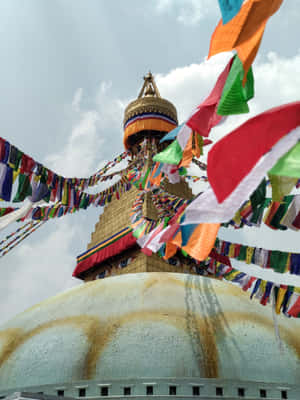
[
  {"xmin": 269, "ymin": 142, "xmax": 300, "ymax": 178},
  {"xmin": 83, "ymin": 195, "xmax": 90, "ymax": 209},
  {"xmin": 43, "ymin": 190, "xmax": 51, "ymax": 203},
  {"xmin": 48, "ymin": 207, "xmax": 56, "ymax": 219},
  {"xmin": 269, "ymin": 251, "xmax": 289, "ymax": 274},
  {"xmin": 217, "ymin": 55, "xmax": 254, "ymax": 116},
  {"xmin": 250, "ymin": 203, "xmax": 265, "ymax": 224},
  {"xmin": 133, "ymin": 224, "xmax": 145, "ymax": 239},
  {"xmin": 40, "ymin": 167, "xmax": 48, "ymax": 184},
  {"xmin": 237, "ymin": 245, "xmax": 247, "ymax": 261},
  {"xmin": 179, "ymin": 167, "xmax": 187, "ymax": 176},
  {"xmin": 133, "ymin": 168, "xmax": 150, "ymax": 189},
  {"xmin": 14, "ymin": 150, "xmax": 23, "ymax": 171},
  {"xmin": 163, "ymin": 217, "xmax": 170, "ymax": 228},
  {"xmin": 153, "ymin": 139, "xmax": 183, "ymax": 165},
  {"xmin": 250, "ymin": 179, "xmax": 266, "ymax": 209},
  {"xmin": 268, "ymin": 174, "xmax": 298, "ymax": 201},
  {"xmin": 13, "ymin": 174, "xmax": 32, "ymax": 202},
  {"xmin": 141, "ymin": 168, "xmax": 150, "ymax": 189},
  {"xmin": 277, "ymin": 251, "xmax": 289, "ymax": 273},
  {"xmin": 79, "ymin": 194, "xmax": 87, "ymax": 209}
]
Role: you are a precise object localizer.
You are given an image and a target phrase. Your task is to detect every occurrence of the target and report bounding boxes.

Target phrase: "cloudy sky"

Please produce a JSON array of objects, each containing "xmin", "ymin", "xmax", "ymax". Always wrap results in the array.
[{"xmin": 0, "ymin": 0, "xmax": 300, "ymax": 323}]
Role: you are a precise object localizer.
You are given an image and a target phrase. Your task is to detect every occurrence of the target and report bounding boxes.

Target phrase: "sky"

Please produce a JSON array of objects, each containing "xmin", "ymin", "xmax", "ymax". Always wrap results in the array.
[{"xmin": 0, "ymin": 0, "xmax": 300, "ymax": 323}]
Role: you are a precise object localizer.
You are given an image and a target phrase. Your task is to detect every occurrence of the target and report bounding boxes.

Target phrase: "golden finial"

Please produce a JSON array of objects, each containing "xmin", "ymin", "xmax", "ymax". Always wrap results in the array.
[
  {"xmin": 138, "ymin": 71, "xmax": 161, "ymax": 98},
  {"xmin": 123, "ymin": 72, "xmax": 178, "ymax": 149}
]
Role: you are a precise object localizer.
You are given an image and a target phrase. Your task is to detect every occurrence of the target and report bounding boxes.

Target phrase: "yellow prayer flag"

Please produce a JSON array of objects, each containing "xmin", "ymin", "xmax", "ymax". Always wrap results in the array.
[{"xmin": 246, "ymin": 246, "xmax": 254, "ymax": 264}]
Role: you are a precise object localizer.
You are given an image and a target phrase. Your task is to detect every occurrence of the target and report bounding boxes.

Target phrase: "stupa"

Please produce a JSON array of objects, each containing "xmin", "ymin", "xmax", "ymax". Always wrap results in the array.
[{"xmin": 0, "ymin": 74, "xmax": 299, "ymax": 400}]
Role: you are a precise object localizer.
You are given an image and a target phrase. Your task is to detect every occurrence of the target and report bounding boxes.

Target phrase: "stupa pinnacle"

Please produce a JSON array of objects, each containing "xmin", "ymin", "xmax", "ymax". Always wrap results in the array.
[
  {"xmin": 73, "ymin": 73, "xmax": 193, "ymax": 282},
  {"xmin": 123, "ymin": 72, "xmax": 178, "ymax": 149}
]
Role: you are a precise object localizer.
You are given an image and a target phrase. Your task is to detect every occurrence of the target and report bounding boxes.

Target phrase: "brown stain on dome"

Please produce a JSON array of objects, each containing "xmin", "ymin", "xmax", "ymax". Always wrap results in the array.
[
  {"xmin": 0, "ymin": 310, "xmax": 219, "ymax": 381},
  {"xmin": 0, "ymin": 316, "xmax": 102, "ymax": 379},
  {"xmin": 0, "ymin": 278, "xmax": 299, "ymax": 384},
  {"xmin": 83, "ymin": 309, "xmax": 219, "ymax": 379},
  {"xmin": 226, "ymin": 311, "xmax": 300, "ymax": 359},
  {"xmin": 0, "ymin": 328, "xmax": 24, "ymax": 373}
]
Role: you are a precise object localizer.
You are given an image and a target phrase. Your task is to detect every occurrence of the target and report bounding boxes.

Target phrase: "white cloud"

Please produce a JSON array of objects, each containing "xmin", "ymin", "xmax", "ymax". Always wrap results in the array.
[
  {"xmin": 155, "ymin": 50, "xmax": 300, "ymax": 160},
  {"xmin": 156, "ymin": 52, "xmax": 234, "ymax": 122},
  {"xmin": 0, "ymin": 218, "xmax": 82, "ymax": 324},
  {"xmin": 156, "ymin": 50, "xmax": 300, "ymax": 127},
  {"xmin": 155, "ymin": 0, "xmax": 216, "ymax": 25},
  {"xmin": 44, "ymin": 82, "xmax": 125, "ymax": 177},
  {"xmin": 45, "ymin": 109, "xmax": 101, "ymax": 177}
]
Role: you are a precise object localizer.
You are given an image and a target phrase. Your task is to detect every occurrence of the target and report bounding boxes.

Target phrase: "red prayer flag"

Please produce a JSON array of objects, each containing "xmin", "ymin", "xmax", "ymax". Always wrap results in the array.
[
  {"xmin": 208, "ymin": 102, "xmax": 300, "ymax": 203},
  {"xmin": 186, "ymin": 57, "xmax": 234, "ymax": 137}
]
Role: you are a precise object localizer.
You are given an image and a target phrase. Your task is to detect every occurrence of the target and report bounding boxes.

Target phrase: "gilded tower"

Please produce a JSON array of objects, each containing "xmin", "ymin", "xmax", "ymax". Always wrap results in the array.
[{"xmin": 73, "ymin": 73, "xmax": 194, "ymax": 282}]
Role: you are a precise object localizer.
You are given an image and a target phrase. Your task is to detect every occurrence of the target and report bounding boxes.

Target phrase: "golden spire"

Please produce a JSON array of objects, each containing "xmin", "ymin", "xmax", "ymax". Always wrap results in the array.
[
  {"xmin": 138, "ymin": 72, "xmax": 161, "ymax": 98},
  {"xmin": 123, "ymin": 72, "xmax": 178, "ymax": 149}
]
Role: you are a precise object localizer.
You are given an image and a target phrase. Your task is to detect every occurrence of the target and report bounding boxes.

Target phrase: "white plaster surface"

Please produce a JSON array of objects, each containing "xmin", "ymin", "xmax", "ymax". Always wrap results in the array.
[{"xmin": 0, "ymin": 273, "xmax": 299, "ymax": 391}]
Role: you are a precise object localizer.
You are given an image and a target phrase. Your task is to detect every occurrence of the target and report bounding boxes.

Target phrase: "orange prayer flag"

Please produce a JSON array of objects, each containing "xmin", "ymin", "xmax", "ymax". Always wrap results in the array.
[
  {"xmin": 182, "ymin": 223, "xmax": 220, "ymax": 261},
  {"xmin": 170, "ymin": 230, "xmax": 182, "ymax": 248},
  {"xmin": 208, "ymin": 0, "xmax": 283, "ymax": 79},
  {"xmin": 193, "ymin": 133, "xmax": 203, "ymax": 159},
  {"xmin": 150, "ymin": 163, "xmax": 163, "ymax": 186},
  {"xmin": 236, "ymin": 22, "xmax": 265, "ymax": 84},
  {"xmin": 263, "ymin": 201, "xmax": 281, "ymax": 228},
  {"xmin": 151, "ymin": 172, "xmax": 163, "ymax": 187},
  {"xmin": 163, "ymin": 241, "xmax": 178, "ymax": 260},
  {"xmin": 179, "ymin": 135, "xmax": 193, "ymax": 168},
  {"xmin": 235, "ymin": 0, "xmax": 283, "ymax": 46},
  {"xmin": 164, "ymin": 230, "xmax": 182, "ymax": 260},
  {"xmin": 150, "ymin": 162, "xmax": 159, "ymax": 179}
]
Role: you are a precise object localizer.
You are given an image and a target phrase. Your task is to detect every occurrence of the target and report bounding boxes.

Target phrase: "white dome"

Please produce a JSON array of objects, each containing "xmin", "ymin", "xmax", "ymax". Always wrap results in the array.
[{"xmin": 0, "ymin": 273, "xmax": 299, "ymax": 391}]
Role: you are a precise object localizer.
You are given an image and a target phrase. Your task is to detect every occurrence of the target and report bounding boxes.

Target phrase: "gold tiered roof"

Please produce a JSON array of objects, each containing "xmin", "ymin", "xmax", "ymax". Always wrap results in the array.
[
  {"xmin": 73, "ymin": 73, "xmax": 192, "ymax": 281},
  {"xmin": 123, "ymin": 72, "xmax": 178, "ymax": 149}
]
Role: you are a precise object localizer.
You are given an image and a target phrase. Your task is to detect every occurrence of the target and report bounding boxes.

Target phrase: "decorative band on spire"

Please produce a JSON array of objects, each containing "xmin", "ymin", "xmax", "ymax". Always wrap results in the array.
[
  {"xmin": 124, "ymin": 112, "xmax": 177, "ymax": 130},
  {"xmin": 123, "ymin": 72, "xmax": 178, "ymax": 150},
  {"xmin": 73, "ymin": 226, "xmax": 136, "ymax": 278}
]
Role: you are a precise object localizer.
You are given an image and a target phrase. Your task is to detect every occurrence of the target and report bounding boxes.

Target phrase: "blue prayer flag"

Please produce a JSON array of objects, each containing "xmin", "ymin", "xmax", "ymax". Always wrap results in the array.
[
  {"xmin": 160, "ymin": 123, "xmax": 184, "ymax": 143},
  {"xmin": 218, "ymin": 0, "xmax": 243, "ymax": 24},
  {"xmin": 180, "ymin": 224, "xmax": 198, "ymax": 247}
]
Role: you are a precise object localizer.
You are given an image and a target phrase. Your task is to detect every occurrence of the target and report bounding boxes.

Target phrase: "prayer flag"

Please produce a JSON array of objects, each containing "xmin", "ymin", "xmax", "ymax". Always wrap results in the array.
[
  {"xmin": 269, "ymin": 141, "xmax": 300, "ymax": 178},
  {"xmin": 268, "ymin": 175, "xmax": 298, "ymax": 202},
  {"xmin": 208, "ymin": 102, "xmax": 300, "ymax": 203},
  {"xmin": 217, "ymin": 55, "xmax": 254, "ymax": 115},
  {"xmin": 218, "ymin": 0, "xmax": 243, "ymax": 24},
  {"xmin": 183, "ymin": 125, "xmax": 300, "ymax": 224},
  {"xmin": 209, "ymin": 0, "xmax": 283, "ymax": 79},
  {"xmin": 287, "ymin": 293, "xmax": 300, "ymax": 317},
  {"xmin": 153, "ymin": 139, "xmax": 183, "ymax": 165},
  {"xmin": 160, "ymin": 123, "xmax": 185, "ymax": 143},
  {"xmin": 186, "ymin": 57, "xmax": 234, "ymax": 136},
  {"xmin": 181, "ymin": 223, "xmax": 220, "ymax": 261},
  {"xmin": 13, "ymin": 174, "xmax": 32, "ymax": 202}
]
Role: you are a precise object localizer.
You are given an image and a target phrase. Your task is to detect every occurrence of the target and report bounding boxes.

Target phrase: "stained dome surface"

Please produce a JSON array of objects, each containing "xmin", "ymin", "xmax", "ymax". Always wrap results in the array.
[{"xmin": 0, "ymin": 273, "xmax": 299, "ymax": 391}]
